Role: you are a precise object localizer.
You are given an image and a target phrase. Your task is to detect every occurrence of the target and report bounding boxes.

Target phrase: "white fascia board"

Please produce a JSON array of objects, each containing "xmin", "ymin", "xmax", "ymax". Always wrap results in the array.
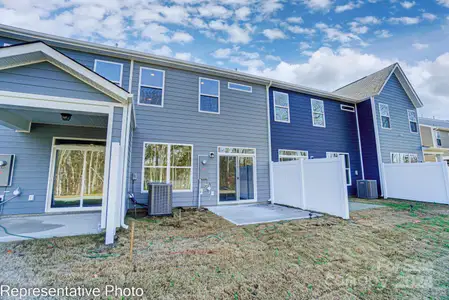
[{"xmin": 0, "ymin": 42, "xmax": 132, "ymax": 104}]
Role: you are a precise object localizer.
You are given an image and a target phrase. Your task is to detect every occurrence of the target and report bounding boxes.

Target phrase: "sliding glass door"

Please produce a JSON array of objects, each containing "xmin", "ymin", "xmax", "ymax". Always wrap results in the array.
[
  {"xmin": 218, "ymin": 147, "xmax": 256, "ymax": 203},
  {"xmin": 50, "ymin": 144, "xmax": 105, "ymax": 210}
]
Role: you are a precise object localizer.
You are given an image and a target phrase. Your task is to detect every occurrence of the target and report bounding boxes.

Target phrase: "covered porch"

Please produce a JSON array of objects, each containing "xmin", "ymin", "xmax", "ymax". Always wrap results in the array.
[{"xmin": 0, "ymin": 42, "xmax": 133, "ymax": 244}]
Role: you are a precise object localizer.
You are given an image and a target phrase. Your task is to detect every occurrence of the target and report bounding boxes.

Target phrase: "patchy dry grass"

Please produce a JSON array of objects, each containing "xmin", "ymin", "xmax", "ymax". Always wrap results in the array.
[{"xmin": 1, "ymin": 200, "xmax": 449, "ymax": 299}]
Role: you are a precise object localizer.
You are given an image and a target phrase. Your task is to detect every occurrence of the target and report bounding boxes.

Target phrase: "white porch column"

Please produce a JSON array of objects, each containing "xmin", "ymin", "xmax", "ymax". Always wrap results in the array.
[{"xmin": 105, "ymin": 142, "xmax": 121, "ymax": 245}]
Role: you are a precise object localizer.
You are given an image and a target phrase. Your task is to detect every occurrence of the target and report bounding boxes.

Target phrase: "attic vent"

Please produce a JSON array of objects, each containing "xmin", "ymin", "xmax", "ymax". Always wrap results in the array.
[{"xmin": 341, "ymin": 104, "xmax": 355, "ymax": 112}]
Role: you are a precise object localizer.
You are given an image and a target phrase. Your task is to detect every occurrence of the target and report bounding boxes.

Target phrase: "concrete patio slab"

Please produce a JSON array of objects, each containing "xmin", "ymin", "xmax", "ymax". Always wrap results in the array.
[
  {"xmin": 0, "ymin": 212, "xmax": 101, "ymax": 242},
  {"xmin": 349, "ymin": 202, "xmax": 384, "ymax": 212},
  {"xmin": 207, "ymin": 204, "xmax": 321, "ymax": 226}
]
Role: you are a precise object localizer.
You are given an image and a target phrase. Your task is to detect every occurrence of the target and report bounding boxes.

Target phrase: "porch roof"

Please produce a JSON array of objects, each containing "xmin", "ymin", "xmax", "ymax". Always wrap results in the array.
[{"xmin": 0, "ymin": 41, "xmax": 133, "ymax": 104}]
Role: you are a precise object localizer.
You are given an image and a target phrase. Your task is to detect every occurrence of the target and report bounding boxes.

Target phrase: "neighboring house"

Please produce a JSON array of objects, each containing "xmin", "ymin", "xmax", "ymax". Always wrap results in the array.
[
  {"xmin": 0, "ymin": 24, "xmax": 426, "ymax": 234},
  {"xmin": 419, "ymin": 118, "xmax": 449, "ymax": 163},
  {"xmin": 334, "ymin": 63, "xmax": 424, "ymax": 195}
]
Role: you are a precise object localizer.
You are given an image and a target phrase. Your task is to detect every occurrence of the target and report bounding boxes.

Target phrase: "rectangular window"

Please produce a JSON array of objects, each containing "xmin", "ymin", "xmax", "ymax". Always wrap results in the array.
[
  {"xmin": 142, "ymin": 143, "xmax": 193, "ymax": 192},
  {"xmin": 311, "ymin": 99, "xmax": 326, "ymax": 127},
  {"xmin": 273, "ymin": 91, "xmax": 290, "ymax": 123},
  {"xmin": 326, "ymin": 152, "xmax": 351, "ymax": 185},
  {"xmin": 138, "ymin": 67, "xmax": 165, "ymax": 107},
  {"xmin": 278, "ymin": 149, "xmax": 308, "ymax": 162},
  {"xmin": 340, "ymin": 104, "xmax": 355, "ymax": 112},
  {"xmin": 436, "ymin": 131, "xmax": 442, "ymax": 147},
  {"xmin": 93, "ymin": 60, "xmax": 123, "ymax": 86},
  {"xmin": 407, "ymin": 110, "xmax": 418, "ymax": 133},
  {"xmin": 379, "ymin": 103, "xmax": 391, "ymax": 129},
  {"xmin": 391, "ymin": 152, "xmax": 419, "ymax": 163},
  {"xmin": 228, "ymin": 82, "xmax": 252, "ymax": 93},
  {"xmin": 199, "ymin": 77, "xmax": 220, "ymax": 114}
]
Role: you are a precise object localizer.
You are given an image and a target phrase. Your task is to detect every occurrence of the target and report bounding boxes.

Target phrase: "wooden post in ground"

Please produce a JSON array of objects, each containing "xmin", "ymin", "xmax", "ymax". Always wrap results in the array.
[{"xmin": 129, "ymin": 221, "xmax": 135, "ymax": 261}]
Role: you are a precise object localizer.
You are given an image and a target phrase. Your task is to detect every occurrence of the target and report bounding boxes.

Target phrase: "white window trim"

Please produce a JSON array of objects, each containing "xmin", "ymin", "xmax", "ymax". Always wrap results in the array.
[
  {"xmin": 340, "ymin": 104, "xmax": 355, "ymax": 112},
  {"xmin": 93, "ymin": 59, "xmax": 123, "ymax": 87},
  {"xmin": 278, "ymin": 149, "xmax": 308, "ymax": 161},
  {"xmin": 379, "ymin": 103, "xmax": 391, "ymax": 129},
  {"xmin": 435, "ymin": 130, "xmax": 442, "ymax": 147},
  {"xmin": 227, "ymin": 82, "xmax": 252, "ymax": 93},
  {"xmin": 199, "ymin": 77, "xmax": 220, "ymax": 114},
  {"xmin": 137, "ymin": 67, "xmax": 166, "ymax": 108},
  {"xmin": 46, "ymin": 137, "xmax": 106, "ymax": 213},
  {"xmin": 311, "ymin": 98, "xmax": 326, "ymax": 128},
  {"xmin": 3, "ymin": 43, "xmax": 11, "ymax": 47},
  {"xmin": 390, "ymin": 152, "xmax": 419, "ymax": 164},
  {"xmin": 407, "ymin": 109, "xmax": 418, "ymax": 134},
  {"xmin": 141, "ymin": 142, "xmax": 193, "ymax": 193},
  {"xmin": 273, "ymin": 91, "xmax": 290, "ymax": 123},
  {"xmin": 326, "ymin": 152, "xmax": 351, "ymax": 186}
]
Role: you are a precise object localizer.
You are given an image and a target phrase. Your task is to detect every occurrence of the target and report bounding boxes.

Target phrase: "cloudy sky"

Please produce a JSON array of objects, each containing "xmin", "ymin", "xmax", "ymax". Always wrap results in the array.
[{"xmin": 0, "ymin": 0, "xmax": 449, "ymax": 118}]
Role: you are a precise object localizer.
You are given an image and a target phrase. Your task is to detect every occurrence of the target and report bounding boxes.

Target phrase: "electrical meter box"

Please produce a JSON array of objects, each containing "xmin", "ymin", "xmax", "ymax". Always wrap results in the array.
[{"xmin": 0, "ymin": 154, "xmax": 15, "ymax": 187}]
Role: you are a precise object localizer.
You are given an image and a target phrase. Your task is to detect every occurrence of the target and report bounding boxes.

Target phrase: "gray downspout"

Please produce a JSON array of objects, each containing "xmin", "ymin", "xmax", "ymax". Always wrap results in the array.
[{"xmin": 266, "ymin": 81, "xmax": 274, "ymax": 203}]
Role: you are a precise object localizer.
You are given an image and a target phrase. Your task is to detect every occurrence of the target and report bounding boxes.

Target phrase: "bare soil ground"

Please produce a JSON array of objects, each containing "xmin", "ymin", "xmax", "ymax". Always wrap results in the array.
[{"xmin": 1, "ymin": 199, "xmax": 448, "ymax": 299}]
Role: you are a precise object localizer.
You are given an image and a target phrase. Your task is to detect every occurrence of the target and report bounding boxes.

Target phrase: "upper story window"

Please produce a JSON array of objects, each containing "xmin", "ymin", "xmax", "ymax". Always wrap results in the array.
[
  {"xmin": 326, "ymin": 152, "xmax": 351, "ymax": 185},
  {"xmin": 341, "ymin": 104, "xmax": 355, "ymax": 112},
  {"xmin": 138, "ymin": 67, "xmax": 165, "ymax": 107},
  {"xmin": 273, "ymin": 91, "xmax": 290, "ymax": 123},
  {"xmin": 436, "ymin": 131, "xmax": 442, "ymax": 147},
  {"xmin": 379, "ymin": 103, "xmax": 391, "ymax": 129},
  {"xmin": 278, "ymin": 150, "xmax": 308, "ymax": 162},
  {"xmin": 407, "ymin": 110, "xmax": 418, "ymax": 133},
  {"xmin": 142, "ymin": 142, "xmax": 193, "ymax": 192},
  {"xmin": 94, "ymin": 60, "xmax": 123, "ymax": 86},
  {"xmin": 228, "ymin": 82, "xmax": 252, "ymax": 93},
  {"xmin": 199, "ymin": 77, "xmax": 220, "ymax": 114},
  {"xmin": 391, "ymin": 153, "xmax": 418, "ymax": 164},
  {"xmin": 311, "ymin": 99, "xmax": 325, "ymax": 127}
]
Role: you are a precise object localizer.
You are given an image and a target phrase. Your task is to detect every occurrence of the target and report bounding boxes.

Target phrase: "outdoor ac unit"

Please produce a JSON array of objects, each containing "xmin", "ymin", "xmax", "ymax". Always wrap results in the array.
[
  {"xmin": 357, "ymin": 180, "xmax": 378, "ymax": 199},
  {"xmin": 148, "ymin": 183, "xmax": 173, "ymax": 216}
]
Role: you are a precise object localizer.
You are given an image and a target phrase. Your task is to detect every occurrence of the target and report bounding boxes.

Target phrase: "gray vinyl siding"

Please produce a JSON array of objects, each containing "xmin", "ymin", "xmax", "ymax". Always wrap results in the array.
[
  {"xmin": 374, "ymin": 73, "xmax": 423, "ymax": 163},
  {"xmin": 129, "ymin": 62, "xmax": 270, "ymax": 207},
  {"xmin": 0, "ymin": 36, "xmax": 131, "ymax": 92},
  {"xmin": 0, "ymin": 124, "xmax": 106, "ymax": 215},
  {"xmin": 0, "ymin": 62, "xmax": 115, "ymax": 102},
  {"xmin": 112, "ymin": 107, "xmax": 123, "ymax": 143}
]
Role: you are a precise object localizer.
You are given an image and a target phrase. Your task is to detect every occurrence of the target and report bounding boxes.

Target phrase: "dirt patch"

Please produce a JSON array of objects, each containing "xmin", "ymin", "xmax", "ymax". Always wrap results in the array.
[{"xmin": 0, "ymin": 202, "xmax": 448, "ymax": 299}]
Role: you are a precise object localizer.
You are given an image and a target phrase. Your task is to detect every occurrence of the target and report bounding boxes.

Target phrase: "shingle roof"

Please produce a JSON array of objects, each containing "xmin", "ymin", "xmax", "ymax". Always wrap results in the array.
[
  {"xmin": 419, "ymin": 117, "xmax": 449, "ymax": 129},
  {"xmin": 333, "ymin": 63, "xmax": 397, "ymax": 100}
]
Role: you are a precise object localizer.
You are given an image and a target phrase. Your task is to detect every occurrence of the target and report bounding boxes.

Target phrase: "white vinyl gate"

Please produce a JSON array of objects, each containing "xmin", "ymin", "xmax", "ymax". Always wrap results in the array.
[
  {"xmin": 272, "ymin": 157, "xmax": 349, "ymax": 219},
  {"xmin": 382, "ymin": 162, "xmax": 449, "ymax": 204}
]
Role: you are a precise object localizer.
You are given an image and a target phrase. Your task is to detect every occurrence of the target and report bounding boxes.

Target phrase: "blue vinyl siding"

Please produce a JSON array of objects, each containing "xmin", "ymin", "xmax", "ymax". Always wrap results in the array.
[
  {"xmin": 0, "ymin": 124, "xmax": 106, "ymax": 215},
  {"xmin": 356, "ymin": 99, "xmax": 381, "ymax": 193},
  {"xmin": 270, "ymin": 88, "xmax": 362, "ymax": 195},
  {"xmin": 374, "ymin": 74, "xmax": 423, "ymax": 163}
]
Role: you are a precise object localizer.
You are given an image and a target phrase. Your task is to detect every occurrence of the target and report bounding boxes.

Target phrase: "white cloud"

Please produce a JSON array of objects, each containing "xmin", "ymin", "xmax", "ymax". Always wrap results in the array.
[
  {"xmin": 355, "ymin": 16, "xmax": 381, "ymax": 24},
  {"xmin": 141, "ymin": 23, "xmax": 170, "ymax": 43},
  {"xmin": 335, "ymin": 1, "xmax": 363, "ymax": 13},
  {"xmin": 266, "ymin": 54, "xmax": 281, "ymax": 61},
  {"xmin": 375, "ymin": 29, "xmax": 392, "ymax": 38},
  {"xmin": 389, "ymin": 16, "xmax": 421, "ymax": 25},
  {"xmin": 171, "ymin": 31, "xmax": 194, "ymax": 43},
  {"xmin": 175, "ymin": 52, "xmax": 192, "ymax": 61},
  {"xmin": 412, "ymin": 43, "xmax": 429, "ymax": 50},
  {"xmin": 316, "ymin": 23, "xmax": 361, "ymax": 43},
  {"xmin": 400, "ymin": 1, "xmax": 415, "ymax": 9},
  {"xmin": 235, "ymin": 6, "xmax": 251, "ymax": 20},
  {"xmin": 302, "ymin": 0, "xmax": 334, "ymax": 11},
  {"xmin": 422, "ymin": 13, "xmax": 437, "ymax": 21},
  {"xmin": 348, "ymin": 22, "xmax": 369, "ymax": 34},
  {"xmin": 260, "ymin": 0, "xmax": 284, "ymax": 15},
  {"xmin": 208, "ymin": 21, "xmax": 253, "ymax": 44},
  {"xmin": 198, "ymin": 4, "xmax": 232, "ymax": 19},
  {"xmin": 299, "ymin": 41, "xmax": 311, "ymax": 50},
  {"xmin": 286, "ymin": 25, "xmax": 316, "ymax": 35},
  {"xmin": 211, "ymin": 48, "xmax": 233, "ymax": 59},
  {"xmin": 151, "ymin": 45, "xmax": 173, "ymax": 57},
  {"xmin": 263, "ymin": 28, "xmax": 287, "ymax": 40},
  {"xmin": 436, "ymin": 0, "xmax": 449, "ymax": 8},
  {"xmin": 286, "ymin": 17, "xmax": 303, "ymax": 24}
]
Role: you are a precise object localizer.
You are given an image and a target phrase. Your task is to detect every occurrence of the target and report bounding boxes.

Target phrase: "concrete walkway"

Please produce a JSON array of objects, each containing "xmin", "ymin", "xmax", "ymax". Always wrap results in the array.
[
  {"xmin": 207, "ymin": 204, "xmax": 321, "ymax": 226},
  {"xmin": 0, "ymin": 212, "xmax": 101, "ymax": 242},
  {"xmin": 349, "ymin": 202, "xmax": 384, "ymax": 212}
]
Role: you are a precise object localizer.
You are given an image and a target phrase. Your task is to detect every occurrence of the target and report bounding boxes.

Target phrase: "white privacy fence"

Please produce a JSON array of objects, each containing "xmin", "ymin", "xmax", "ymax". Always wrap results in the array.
[
  {"xmin": 272, "ymin": 157, "xmax": 349, "ymax": 219},
  {"xmin": 382, "ymin": 162, "xmax": 449, "ymax": 204}
]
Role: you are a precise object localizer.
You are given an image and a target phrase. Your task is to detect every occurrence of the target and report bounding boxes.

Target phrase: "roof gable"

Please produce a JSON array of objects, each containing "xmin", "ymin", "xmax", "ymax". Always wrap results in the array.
[
  {"xmin": 0, "ymin": 42, "xmax": 132, "ymax": 104},
  {"xmin": 334, "ymin": 63, "xmax": 423, "ymax": 108}
]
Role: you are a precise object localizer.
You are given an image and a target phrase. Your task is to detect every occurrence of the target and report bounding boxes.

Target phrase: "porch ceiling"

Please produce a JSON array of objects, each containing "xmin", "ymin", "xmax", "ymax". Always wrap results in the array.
[{"xmin": 0, "ymin": 105, "xmax": 108, "ymax": 130}]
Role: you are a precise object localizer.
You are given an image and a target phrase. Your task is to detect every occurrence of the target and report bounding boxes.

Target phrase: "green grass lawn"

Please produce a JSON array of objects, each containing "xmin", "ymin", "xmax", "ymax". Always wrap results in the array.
[{"xmin": 0, "ymin": 199, "xmax": 448, "ymax": 299}]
